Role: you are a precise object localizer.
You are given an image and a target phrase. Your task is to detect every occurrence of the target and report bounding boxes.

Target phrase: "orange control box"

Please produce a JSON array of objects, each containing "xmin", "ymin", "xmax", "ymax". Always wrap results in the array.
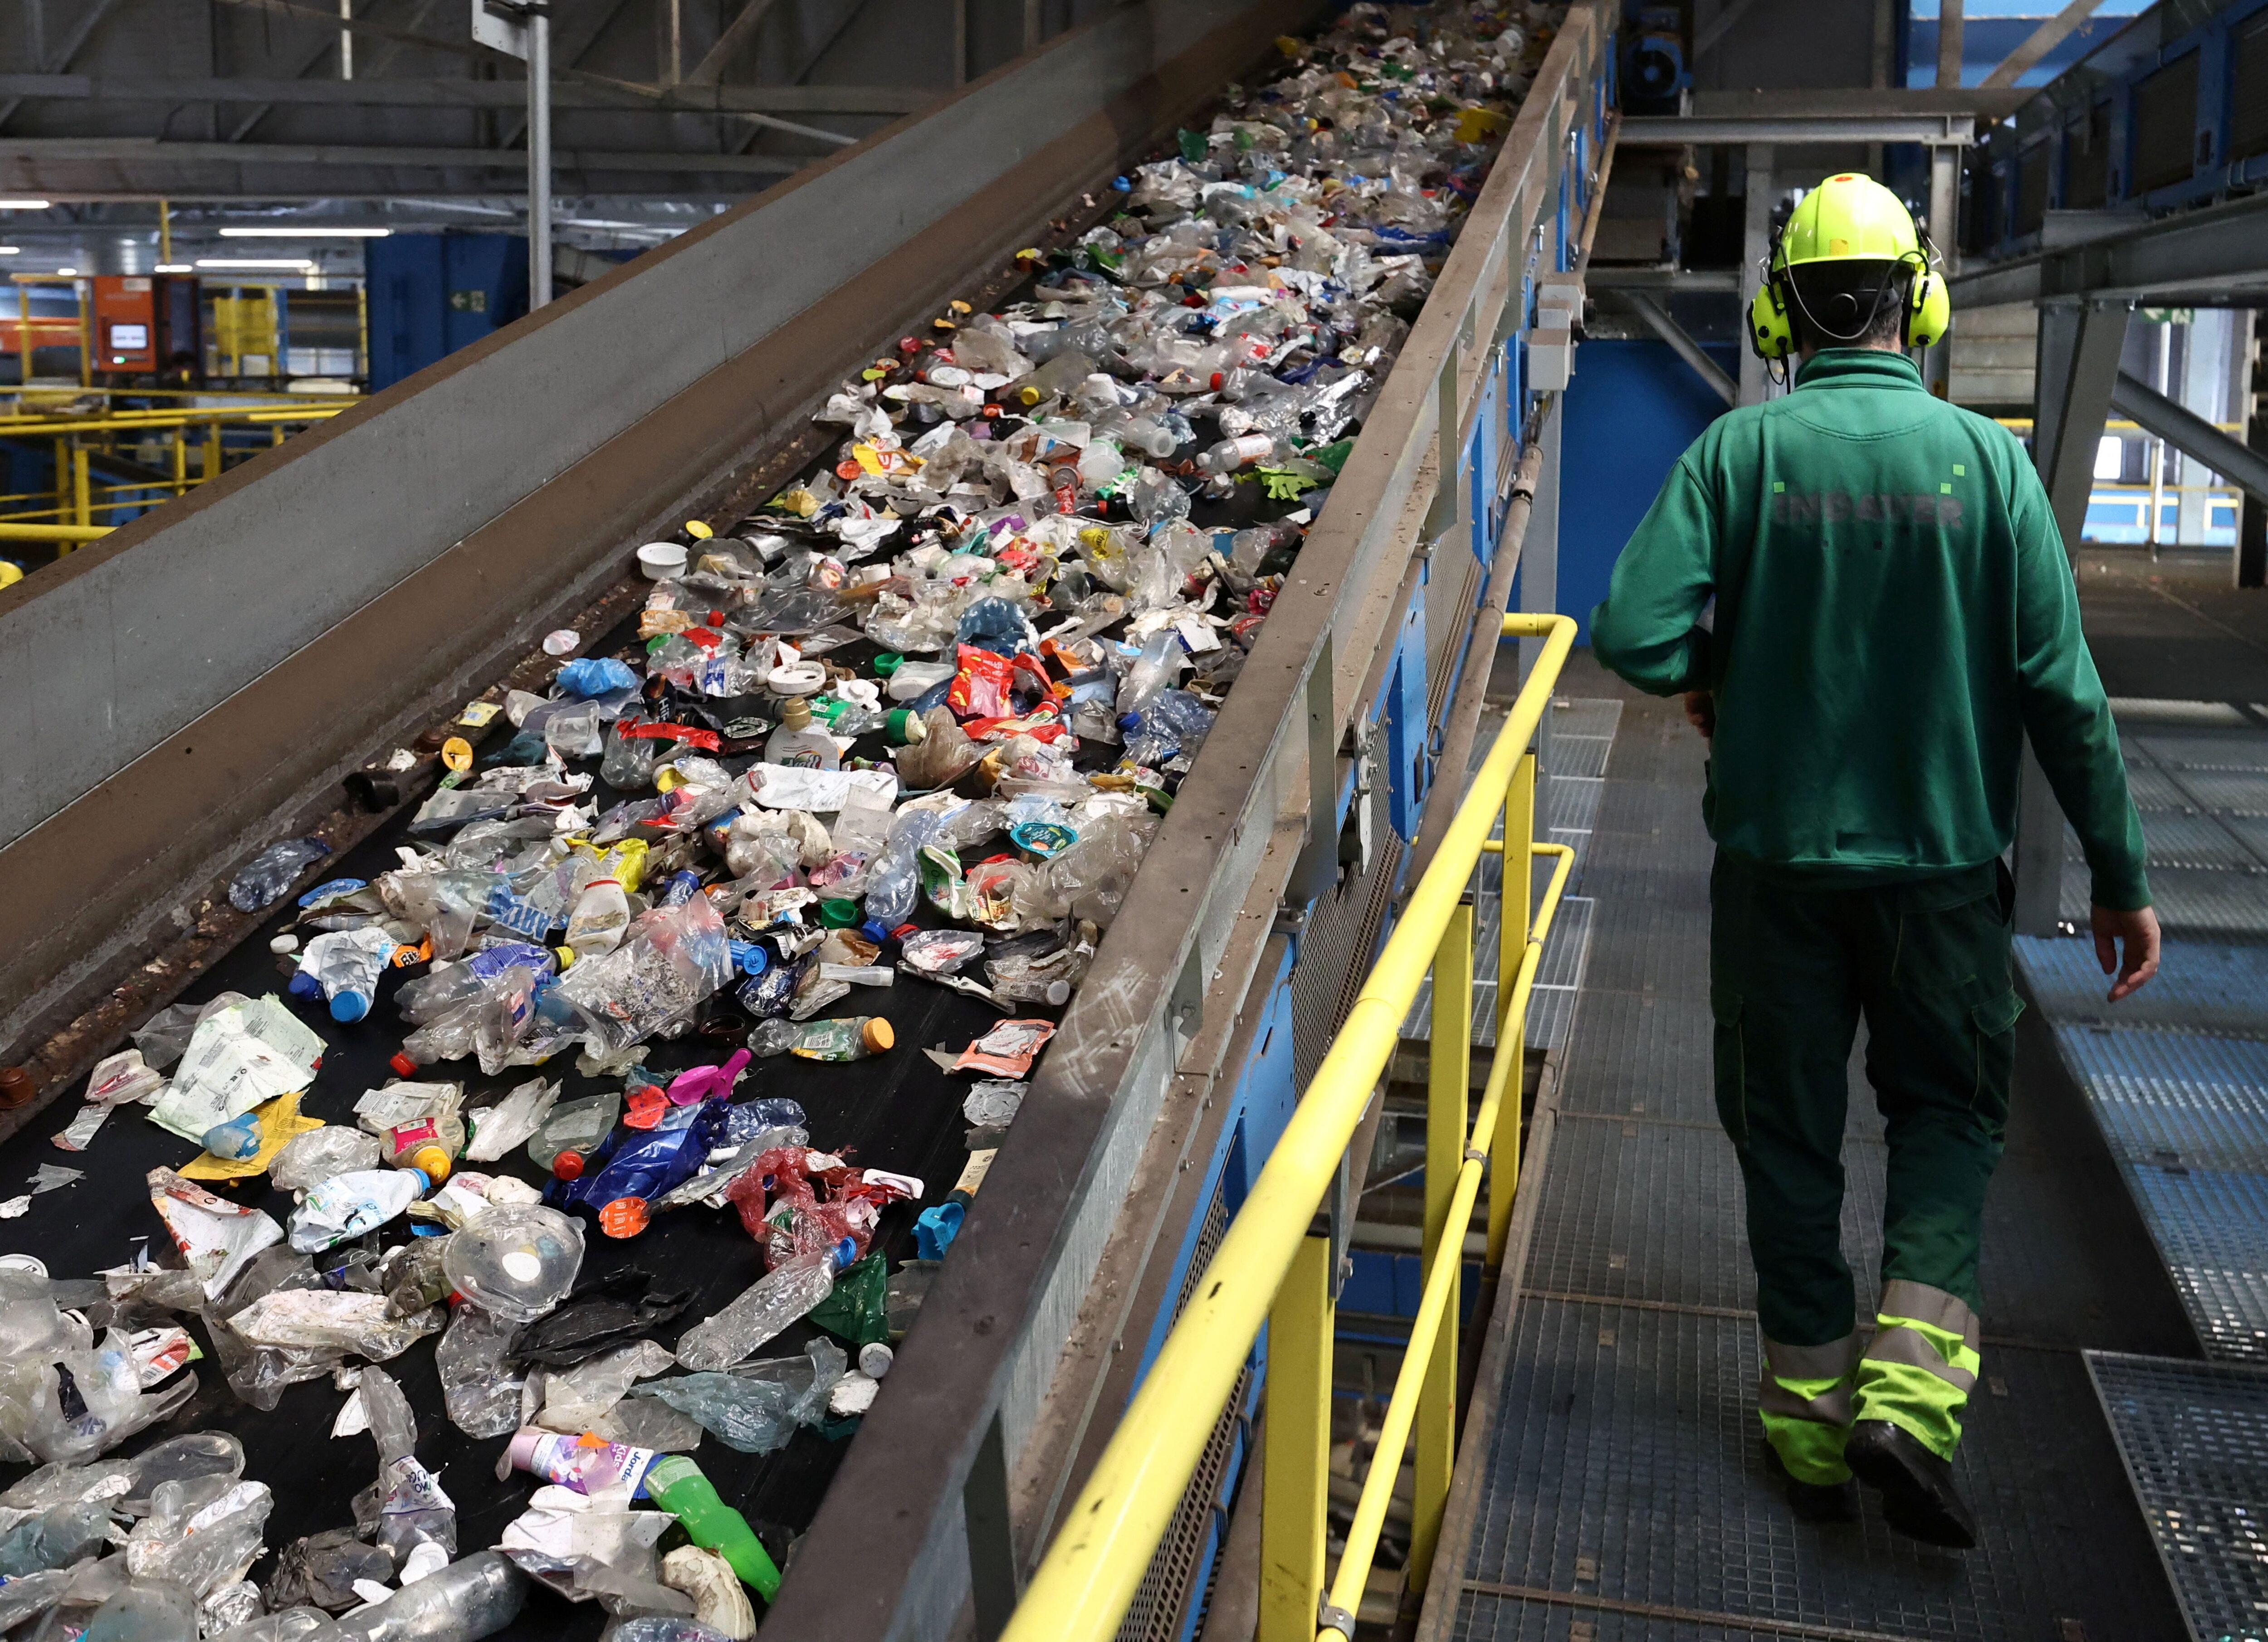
[{"xmin": 93, "ymin": 274, "xmax": 200, "ymax": 380}]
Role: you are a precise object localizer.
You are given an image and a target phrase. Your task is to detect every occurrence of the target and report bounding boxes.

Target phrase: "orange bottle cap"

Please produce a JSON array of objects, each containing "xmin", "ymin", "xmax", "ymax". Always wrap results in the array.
[
  {"xmin": 598, "ymin": 1197, "xmax": 650, "ymax": 1238},
  {"xmin": 861, "ymin": 1017, "xmax": 895, "ymax": 1054}
]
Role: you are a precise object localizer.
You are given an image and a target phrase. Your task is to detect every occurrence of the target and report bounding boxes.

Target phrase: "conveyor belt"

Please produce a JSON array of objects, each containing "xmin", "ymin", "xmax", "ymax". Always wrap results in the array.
[{"xmin": 1443, "ymin": 654, "xmax": 2191, "ymax": 1642}]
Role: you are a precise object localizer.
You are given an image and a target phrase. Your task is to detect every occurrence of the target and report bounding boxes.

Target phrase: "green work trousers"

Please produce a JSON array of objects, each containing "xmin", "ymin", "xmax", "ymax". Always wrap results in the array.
[{"xmin": 1710, "ymin": 852, "xmax": 2020, "ymax": 1481}]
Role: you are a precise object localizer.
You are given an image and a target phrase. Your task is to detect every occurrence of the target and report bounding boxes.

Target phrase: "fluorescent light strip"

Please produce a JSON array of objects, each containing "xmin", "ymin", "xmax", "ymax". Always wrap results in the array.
[
  {"xmin": 0, "ymin": 199, "xmax": 52, "ymax": 210},
  {"xmin": 218, "ymin": 226, "xmax": 391, "ymax": 238},
  {"xmin": 196, "ymin": 257, "xmax": 316, "ymax": 270}
]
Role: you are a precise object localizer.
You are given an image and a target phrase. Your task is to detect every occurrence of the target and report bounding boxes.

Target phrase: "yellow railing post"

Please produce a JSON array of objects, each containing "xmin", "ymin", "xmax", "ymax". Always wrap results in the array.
[
  {"xmin": 171, "ymin": 428, "xmax": 187, "ymax": 496},
  {"xmin": 1259, "ymin": 1235, "xmax": 1333, "ymax": 1642},
  {"xmin": 205, "ymin": 424, "xmax": 223, "ymax": 481},
  {"xmin": 69, "ymin": 446, "xmax": 90, "ymax": 542},
  {"xmin": 1409, "ymin": 901, "xmax": 1472, "ymax": 1589},
  {"xmin": 1487, "ymin": 753, "xmax": 1536, "ymax": 1266},
  {"xmin": 998, "ymin": 613, "xmax": 1579, "ymax": 1642}
]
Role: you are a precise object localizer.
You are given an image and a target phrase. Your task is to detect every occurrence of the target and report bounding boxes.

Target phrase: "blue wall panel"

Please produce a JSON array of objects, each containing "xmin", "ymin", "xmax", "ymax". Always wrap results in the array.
[
  {"xmin": 364, "ymin": 233, "xmax": 529, "ymax": 392},
  {"xmin": 1558, "ymin": 338, "xmax": 1737, "ymax": 642}
]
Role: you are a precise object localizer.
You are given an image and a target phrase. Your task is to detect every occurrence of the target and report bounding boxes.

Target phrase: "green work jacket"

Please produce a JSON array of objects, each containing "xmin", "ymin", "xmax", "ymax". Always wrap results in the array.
[{"xmin": 1589, "ymin": 348, "xmax": 2149, "ymax": 910}]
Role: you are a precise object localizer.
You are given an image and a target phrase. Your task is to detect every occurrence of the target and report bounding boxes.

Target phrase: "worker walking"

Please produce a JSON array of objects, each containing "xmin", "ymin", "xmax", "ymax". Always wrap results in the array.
[{"xmin": 1589, "ymin": 174, "xmax": 2160, "ymax": 1549}]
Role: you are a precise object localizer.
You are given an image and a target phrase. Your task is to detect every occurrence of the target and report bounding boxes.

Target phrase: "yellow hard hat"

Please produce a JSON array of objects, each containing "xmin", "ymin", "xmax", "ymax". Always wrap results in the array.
[{"xmin": 1747, "ymin": 172, "xmax": 1950, "ymax": 361}]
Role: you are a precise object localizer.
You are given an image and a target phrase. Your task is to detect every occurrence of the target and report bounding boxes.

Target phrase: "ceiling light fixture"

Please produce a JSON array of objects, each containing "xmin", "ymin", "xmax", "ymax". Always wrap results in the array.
[
  {"xmin": 218, "ymin": 226, "xmax": 391, "ymax": 238},
  {"xmin": 0, "ymin": 199, "xmax": 53, "ymax": 210},
  {"xmin": 195, "ymin": 257, "xmax": 318, "ymax": 270}
]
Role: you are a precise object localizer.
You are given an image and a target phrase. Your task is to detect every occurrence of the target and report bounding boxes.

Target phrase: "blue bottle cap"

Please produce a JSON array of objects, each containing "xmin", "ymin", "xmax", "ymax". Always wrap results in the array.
[
  {"xmin": 331, "ymin": 990, "xmax": 371, "ymax": 1024},
  {"xmin": 287, "ymin": 970, "xmax": 321, "ymax": 1001}
]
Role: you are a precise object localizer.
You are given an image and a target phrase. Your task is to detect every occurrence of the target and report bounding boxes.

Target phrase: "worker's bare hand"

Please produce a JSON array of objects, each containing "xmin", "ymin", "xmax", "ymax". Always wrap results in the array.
[
  {"xmin": 2093, "ymin": 904, "xmax": 2161, "ymax": 1003},
  {"xmin": 1683, "ymin": 690, "xmax": 1715, "ymax": 742}
]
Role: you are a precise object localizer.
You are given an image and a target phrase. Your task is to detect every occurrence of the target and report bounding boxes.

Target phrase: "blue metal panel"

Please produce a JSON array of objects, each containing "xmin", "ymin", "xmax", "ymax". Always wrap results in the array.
[
  {"xmin": 1385, "ymin": 590, "xmax": 1428, "ymax": 840},
  {"xmin": 1557, "ymin": 338, "xmax": 1737, "ymax": 644},
  {"xmin": 364, "ymin": 233, "xmax": 528, "ymax": 392}
]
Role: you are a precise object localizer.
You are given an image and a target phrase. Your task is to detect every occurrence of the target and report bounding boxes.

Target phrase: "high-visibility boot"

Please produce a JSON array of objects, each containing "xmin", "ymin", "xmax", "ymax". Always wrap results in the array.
[
  {"xmin": 1847, "ymin": 1280, "xmax": 1982, "ymax": 1548},
  {"xmin": 1757, "ymin": 1331, "xmax": 1861, "ymax": 1521}
]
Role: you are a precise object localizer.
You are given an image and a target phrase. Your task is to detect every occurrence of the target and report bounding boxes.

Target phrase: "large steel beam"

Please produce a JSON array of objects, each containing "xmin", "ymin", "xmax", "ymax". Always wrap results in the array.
[
  {"xmin": 0, "ymin": 136, "xmax": 805, "ymax": 175},
  {"xmin": 0, "ymin": 73, "xmax": 932, "ymax": 115},
  {"xmin": 2109, "ymin": 369, "xmax": 2268, "ymax": 507},
  {"xmin": 1623, "ymin": 292, "xmax": 1737, "ymax": 405},
  {"xmin": 1950, "ymin": 192, "xmax": 2268, "ymax": 308},
  {"xmin": 1622, "ymin": 112, "xmax": 1975, "ymax": 146},
  {"xmin": 1980, "ymin": 0, "xmax": 2105, "ymax": 89}
]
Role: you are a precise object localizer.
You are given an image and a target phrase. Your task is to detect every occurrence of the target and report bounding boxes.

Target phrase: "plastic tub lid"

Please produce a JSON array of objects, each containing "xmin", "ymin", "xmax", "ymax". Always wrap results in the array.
[{"xmin": 861, "ymin": 1018, "xmax": 895, "ymax": 1054}]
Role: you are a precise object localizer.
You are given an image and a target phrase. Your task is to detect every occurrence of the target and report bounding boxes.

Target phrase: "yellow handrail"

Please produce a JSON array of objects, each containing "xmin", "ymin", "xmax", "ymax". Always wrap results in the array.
[
  {"xmin": 1000, "ymin": 610, "xmax": 1578, "ymax": 1642},
  {"xmin": 0, "ymin": 522, "xmax": 112, "ymax": 543}
]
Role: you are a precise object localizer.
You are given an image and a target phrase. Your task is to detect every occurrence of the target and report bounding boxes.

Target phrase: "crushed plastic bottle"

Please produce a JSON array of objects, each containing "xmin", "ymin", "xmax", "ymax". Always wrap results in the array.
[
  {"xmin": 673, "ymin": 1252, "xmax": 841, "ymax": 1372},
  {"xmin": 288, "ymin": 927, "xmax": 399, "ymax": 1023},
  {"xmin": 330, "ymin": 1551, "xmax": 524, "ymax": 1642}
]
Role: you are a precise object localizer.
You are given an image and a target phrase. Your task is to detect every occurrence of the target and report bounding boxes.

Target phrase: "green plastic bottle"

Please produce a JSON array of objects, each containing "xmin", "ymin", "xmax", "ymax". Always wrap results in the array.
[{"xmin": 642, "ymin": 1455, "xmax": 782, "ymax": 1600}]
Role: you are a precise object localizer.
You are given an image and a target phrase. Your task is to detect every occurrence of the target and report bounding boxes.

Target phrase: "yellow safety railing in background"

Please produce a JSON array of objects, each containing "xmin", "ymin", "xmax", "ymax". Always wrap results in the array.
[{"xmin": 1002, "ymin": 610, "xmax": 1579, "ymax": 1642}]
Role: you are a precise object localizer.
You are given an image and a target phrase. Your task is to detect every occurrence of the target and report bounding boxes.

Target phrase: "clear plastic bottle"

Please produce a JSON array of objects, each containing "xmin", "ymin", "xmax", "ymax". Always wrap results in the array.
[
  {"xmin": 746, "ymin": 1016, "xmax": 893, "ymax": 1061},
  {"xmin": 289, "ymin": 1169, "xmax": 431, "ymax": 1252},
  {"xmin": 674, "ymin": 1253, "xmax": 839, "ymax": 1371},
  {"xmin": 1197, "ymin": 431, "xmax": 1292, "ymax": 478},
  {"xmin": 525, "ymin": 1089, "xmax": 621, "ymax": 1175},
  {"xmin": 563, "ymin": 877, "xmax": 630, "ymax": 958},
  {"xmin": 601, "ymin": 716, "xmax": 664, "ymax": 789},
  {"xmin": 330, "ymin": 1551, "xmax": 524, "ymax": 1642},
  {"xmin": 82, "ymin": 1580, "xmax": 200, "ymax": 1642},
  {"xmin": 1114, "ymin": 631, "xmax": 1188, "ymax": 718},
  {"xmin": 764, "ymin": 698, "xmax": 840, "ymax": 771},
  {"xmin": 643, "ymin": 1456, "xmax": 782, "ymax": 1598}
]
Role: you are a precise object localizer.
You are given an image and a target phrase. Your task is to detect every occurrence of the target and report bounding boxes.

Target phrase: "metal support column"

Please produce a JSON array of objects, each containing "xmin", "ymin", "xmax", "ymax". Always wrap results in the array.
[
  {"xmin": 2014, "ymin": 297, "xmax": 2127, "ymax": 936},
  {"xmin": 1924, "ymin": 142, "xmax": 1959, "ymax": 398},
  {"xmin": 527, "ymin": 1, "xmax": 552, "ymax": 312},
  {"xmin": 1738, "ymin": 144, "xmax": 1774, "ymax": 407},
  {"xmin": 1518, "ymin": 400, "xmax": 1560, "ymax": 794},
  {"xmin": 1258, "ymin": 1237, "xmax": 1332, "ymax": 1642}
]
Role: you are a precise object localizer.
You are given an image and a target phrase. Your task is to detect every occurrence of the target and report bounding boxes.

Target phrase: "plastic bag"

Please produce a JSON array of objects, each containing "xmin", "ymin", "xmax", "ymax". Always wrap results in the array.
[
  {"xmin": 229, "ymin": 838, "xmax": 331, "ymax": 912},
  {"xmin": 435, "ymin": 1303, "xmax": 525, "ymax": 1440},
  {"xmin": 229, "ymin": 1290, "xmax": 441, "ymax": 1361},
  {"xmin": 633, "ymin": 1338, "xmax": 845, "ymax": 1454},
  {"xmin": 270, "ymin": 1126, "xmax": 382, "ymax": 1193},
  {"xmin": 508, "ymin": 1268, "xmax": 697, "ymax": 1369},
  {"xmin": 464, "ymin": 1078, "xmax": 562, "ymax": 1162}
]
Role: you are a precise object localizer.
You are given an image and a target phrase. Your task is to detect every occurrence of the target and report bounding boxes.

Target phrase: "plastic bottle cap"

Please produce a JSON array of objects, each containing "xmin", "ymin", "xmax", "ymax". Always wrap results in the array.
[
  {"xmin": 555, "ymin": 946, "xmax": 577, "ymax": 970},
  {"xmin": 287, "ymin": 970, "xmax": 321, "ymax": 1000},
  {"xmin": 861, "ymin": 1018, "xmax": 895, "ymax": 1054},
  {"xmin": 859, "ymin": 1341, "xmax": 895, "ymax": 1378},
  {"xmin": 330, "ymin": 990, "xmax": 371, "ymax": 1024},
  {"xmin": 404, "ymin": 1168, "xmax": 433, "ymax": 1191},
  {"xmin": 408, "ymin": 1145, "xmax": 452, "ymax": 1182},
  {"xmin": 781, "ymin": 698, "xmax": 812, "ymax": 731},
  {"xmin": 552, "ymin": 1150, "xmax": 586, "ymax": 1182},
  {"xmin": 389, "ymin": 1051, "xmax": 418, "ymax": 1078},
  {"xmin": 598, "ymin": 1197, "xmax": 650, "ymax": 1238},
  {"xmin": 860, "ymin": 920, "xmax": 893, "ymax": 946},
  {"xmin": 270, "ymin": 934, "xmax": 299, "ymax": 955},
  {"xmin": 708, "ymin": 609, "xmax": 726, "ymax": 627},
  {"xmin": 819, "ymin": 897, "xmax": 861, "ymax": 928}
]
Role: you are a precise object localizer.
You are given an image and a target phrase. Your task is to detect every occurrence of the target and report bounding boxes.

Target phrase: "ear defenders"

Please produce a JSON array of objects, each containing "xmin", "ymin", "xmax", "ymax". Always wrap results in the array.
[
  {"xmin": 1743, "ymin": 171, "xmax": 1951, "ymax": 361},
  {"xmin": 1746, "ymin": 236, "xmax": 1950, "ymax": 360}
]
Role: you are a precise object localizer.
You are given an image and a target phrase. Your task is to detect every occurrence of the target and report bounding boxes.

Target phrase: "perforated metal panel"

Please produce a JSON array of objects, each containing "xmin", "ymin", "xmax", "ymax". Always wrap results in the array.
[
  {"xmin": 1294, "ymin": 768, "xmax": 1406, "ymax": 1091},
  {"xmin": 2231, "ymin": 10, "xmax": 2268, "ymax": 166},
  {"xmin": 2087, "ymin": 1351, "xmax": 2268, "ymax": 1642},
  {"xmin": 2131, "ymin": 51, "xmax": 2203, "ymax": 194},
  {"xmin": 1113, "ymin": 1180, "xmax": 1248, "ymax": 1642}
]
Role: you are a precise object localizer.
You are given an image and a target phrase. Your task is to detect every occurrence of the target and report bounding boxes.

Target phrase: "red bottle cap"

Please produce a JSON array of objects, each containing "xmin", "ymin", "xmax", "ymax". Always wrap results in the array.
[
  {"xmin": 389, "ymin": 1051, "xmax": 417, "ymax": 1078},
  {"xmin": 707, "ymin": 609, "xmax": 726, "ymax": 627},
  {"xmin": 552, "ymin": 1150, "xmax": 585, "ymax": 1181}
]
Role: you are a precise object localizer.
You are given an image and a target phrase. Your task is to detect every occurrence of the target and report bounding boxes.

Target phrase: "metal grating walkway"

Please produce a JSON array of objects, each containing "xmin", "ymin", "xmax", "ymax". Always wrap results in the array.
[
  {"xmin": 2087, "ymin": 1352, "xmax": 2268, "ymax": 1642},
  {"xmin": 1442, "ymin": 658, "xmax": 2189, "ymax": 1642},
  {"xmin": 1407, "ymin": 697, "xmax": 1620, "ymax": 1052}
]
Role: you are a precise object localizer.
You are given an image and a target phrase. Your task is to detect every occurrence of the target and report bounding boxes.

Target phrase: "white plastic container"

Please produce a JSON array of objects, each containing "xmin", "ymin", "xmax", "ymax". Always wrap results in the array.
[{"xmin": 636, "ymin": 542, "xmax": 688, "ymax": 580}]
